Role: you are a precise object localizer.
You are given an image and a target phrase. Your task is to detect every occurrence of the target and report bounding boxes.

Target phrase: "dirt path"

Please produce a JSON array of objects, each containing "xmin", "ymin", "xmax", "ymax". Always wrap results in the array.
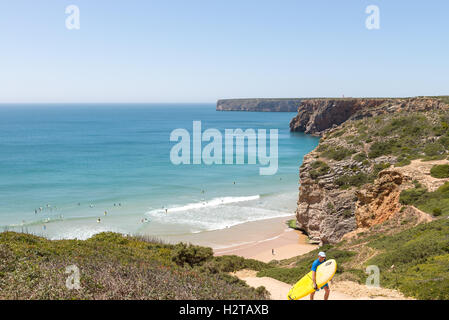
[
  {"xmin": 233, "ymin": 270, "xmax": 411, "ymax": 300},
  {"xmin": 395, "ymin": 159, "xmax": 449, "ymax": 192}
]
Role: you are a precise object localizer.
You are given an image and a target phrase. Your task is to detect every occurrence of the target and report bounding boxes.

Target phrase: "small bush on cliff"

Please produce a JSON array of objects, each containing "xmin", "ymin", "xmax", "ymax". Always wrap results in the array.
[
  {"xmin": 430, "ymin": 164, "xmax": 449, "ymax": 178},
  {"xmin": 335, "ymin": 173, "xmax": 371, "ymax": 189},
  {"xmin": 368, "ymin": 140, "xmax": 395, "ymax": 158},
  {"xmin": 287, "ymin": 219, "xmax": 300, "ymax": 230},
  {"xmin": 353, "ymin": 152, "xmax": 367, "ymax": 162},
  {"xmin": 321, "ymin": 147, "xmax": 354, "ymax": 161},
  {"xmin": 309, "ymin": 161, "xmax": 330, "ymax": 179},
  {"xmin": 373, "ymin": 162, "xmax": 391, "ymax": 175},
  {"xmin": 399, "ymin": 182, "xmax": 449, "ymax": 217},
  {"xmin": 399, "ymin": 187, "xmax": 427, "ymax": 205}
]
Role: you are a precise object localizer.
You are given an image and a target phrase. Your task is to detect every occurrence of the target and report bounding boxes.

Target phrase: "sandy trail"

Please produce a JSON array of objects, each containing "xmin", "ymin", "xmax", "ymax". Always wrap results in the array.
[
  {"xmin": 212, "ymin": 218, "xmax": 411, "ymax": 300},
  {"xmin": 234, "ymin": 270, "xmax": 410, "ymax": 300},
  {"xmin": 395, "ymin": 159, "xmax": 449, "ymax": 192}
]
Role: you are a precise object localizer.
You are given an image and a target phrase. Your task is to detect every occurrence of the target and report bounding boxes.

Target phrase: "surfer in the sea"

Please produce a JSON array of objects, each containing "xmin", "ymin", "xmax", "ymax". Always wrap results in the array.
[{"xmin": 310, "ymin": 251, "xmax": 330, "ymax": 300}]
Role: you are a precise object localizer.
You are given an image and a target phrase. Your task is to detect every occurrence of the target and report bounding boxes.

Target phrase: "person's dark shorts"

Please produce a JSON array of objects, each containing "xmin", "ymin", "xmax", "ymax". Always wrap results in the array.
[{"xmin": 317, "ymin": 283, "xmax": 329, "ymax": 291}]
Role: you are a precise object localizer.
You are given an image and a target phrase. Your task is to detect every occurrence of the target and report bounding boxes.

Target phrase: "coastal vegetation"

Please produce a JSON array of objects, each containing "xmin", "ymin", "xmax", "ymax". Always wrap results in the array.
[
  {"xmin": 430, "ymin": 164, "xmax": 449, "ymax": 178},
  {"xmin": 0, "ymin": 232, "xmax": 270, "ymax": 300},
  {"xmin": 286, "ymin": 219, "xmax": 299, "ymax": 230},
  {"xmin": 320, "ymin": 111, "xmax": 449, "ymax": 161},
  {"xmin": 309, "ymin": 161, "xmax": 330, "ymax": 180},
  {"xmin": 257, "ymin": 218, "xmax": 449, "ymax": 300},
  {"xmin": 400, "ymin": 182, "xmax": 449, "ymax": 217},
  {"xmin": 286, "ymin": 97, "xmax": 449, "ymax": 299},
  {"xmin": 313, "ymin": 109, "xmax": 449, "ymax": 193}
]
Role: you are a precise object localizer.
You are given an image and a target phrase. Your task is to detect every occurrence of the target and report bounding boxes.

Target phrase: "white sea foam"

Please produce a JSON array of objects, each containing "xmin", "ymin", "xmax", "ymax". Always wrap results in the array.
[
  {"xmin": 146, "ymin": 195, "xmax": 261, "ymax": 215},
  {"xmin": 145, "ymin": 194, "xmax": 293, "ymax": 233}
]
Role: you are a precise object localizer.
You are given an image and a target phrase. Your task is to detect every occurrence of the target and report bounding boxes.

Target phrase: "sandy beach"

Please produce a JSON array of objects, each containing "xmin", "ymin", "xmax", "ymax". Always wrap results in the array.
[
  {"xmin": 154, "ymin": 215, "xmax": 318, "ymax": 262},
  {"xmin": 213, "ymin": 219, "xmax": 317, "ymax": 262}
]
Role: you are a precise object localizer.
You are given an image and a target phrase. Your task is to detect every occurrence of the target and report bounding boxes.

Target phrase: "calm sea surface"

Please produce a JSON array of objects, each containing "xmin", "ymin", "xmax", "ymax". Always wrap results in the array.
[{"xmin": 0, "ymin": 104, "xmax": 319, "ymax": 239}]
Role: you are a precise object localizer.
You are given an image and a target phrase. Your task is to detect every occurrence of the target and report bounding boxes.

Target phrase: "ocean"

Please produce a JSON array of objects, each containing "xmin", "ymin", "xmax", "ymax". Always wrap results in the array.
[{"xmin": 0, "ymin": 104, "xmax": 319, "ymax": 240}]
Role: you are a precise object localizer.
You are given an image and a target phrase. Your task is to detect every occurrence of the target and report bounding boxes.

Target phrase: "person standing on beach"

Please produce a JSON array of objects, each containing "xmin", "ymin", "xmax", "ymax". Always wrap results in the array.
[{"xmin": 310, "ymin": 251, "xmax": 330, "ymax": 300}]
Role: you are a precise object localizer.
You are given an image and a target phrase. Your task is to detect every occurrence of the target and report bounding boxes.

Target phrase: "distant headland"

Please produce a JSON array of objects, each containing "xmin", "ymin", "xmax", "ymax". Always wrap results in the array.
[{"xmin": 216, "ymin": 98, "xmax": 304, "ymax": 112}]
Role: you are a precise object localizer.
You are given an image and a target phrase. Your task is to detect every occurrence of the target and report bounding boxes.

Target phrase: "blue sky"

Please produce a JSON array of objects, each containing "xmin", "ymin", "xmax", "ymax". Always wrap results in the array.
[{"xmin": 0, "ymin": 0, "xmax": 448, "ymax": 103}]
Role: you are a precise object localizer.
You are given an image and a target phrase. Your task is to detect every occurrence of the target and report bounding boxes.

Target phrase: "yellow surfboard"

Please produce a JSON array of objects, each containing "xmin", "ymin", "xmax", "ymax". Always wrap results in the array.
[{"xmin": 287, "ymin": 259, "xmax": 337, "ymax": 300}]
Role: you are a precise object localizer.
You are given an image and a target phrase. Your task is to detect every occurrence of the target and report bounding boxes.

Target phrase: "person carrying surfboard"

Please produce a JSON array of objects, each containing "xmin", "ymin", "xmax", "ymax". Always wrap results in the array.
[{"xmin": 310, "ymin": 252, "xmax": 330, "ymax": 300}]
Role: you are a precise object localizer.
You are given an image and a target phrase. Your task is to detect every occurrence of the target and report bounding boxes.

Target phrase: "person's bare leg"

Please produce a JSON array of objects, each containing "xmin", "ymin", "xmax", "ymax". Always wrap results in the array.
[
  {"xmin": 310, "ymin": 292, "xmax": 315, "ymax": 300},
  {"xmin": 324, "ymin": 287, "xmax": 330, "ymax": 300}
]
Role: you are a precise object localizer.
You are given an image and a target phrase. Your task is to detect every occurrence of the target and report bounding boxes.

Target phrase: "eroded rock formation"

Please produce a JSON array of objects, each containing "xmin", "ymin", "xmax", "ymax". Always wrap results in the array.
[
  {"xmin": 290, "ymin": 97, "xmax": 447, "ymax": 136},
  {"xmin": 293, "ymin": 97, "xmax": 448, "ymax": 244},
  {"xmin": 355, "ymin": 170, "xmax": 406, "ymax": 228}
]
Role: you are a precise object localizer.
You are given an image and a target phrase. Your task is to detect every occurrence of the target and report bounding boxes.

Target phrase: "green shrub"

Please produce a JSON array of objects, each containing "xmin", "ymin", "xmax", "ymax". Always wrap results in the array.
[
  {"xmin": 202, "ymin": 255, "xmax": 270, "ymax": 273},
  {"xmin": 343, "ymin": 209, "xmax": 353, "ymax": 218},
  {"xmin": 399, "ymin": 187, "xmax": 428, "ymax": 205},
  {"xmin": 367, "ymin": 219, "xmax": 449, "ymax": 299},
  {"xmin": 335, "ymin": 173, "xmax": 371, "ymax": 189},
  {"xmin": 439, "ymin": 136, "xmax": 449, "ymax": 149},
  {"xmin": 309, "ymin": 161, "xmax": 330, "ymax": 179},
  {"xmin": 353, "ymin": 152, "xmax": 367, "ymax": 162},
  {"xmin": 368, "ymin": 140, "xmax": 394, "ymax": 158},
  {"xmin": 395, "ymin": 158, "xmax": 412, "ymax": 167},
  {"xmin": 399, "ymin": 182, "xmax": 449, "ymax": 217},
  {"xmin": 172, "ymin": 243, "xmax": 213, "ymax": 267},
  {"xmin": 424, "ymin": 142, "xmax": 444, "ymax": 157},
  {"xmin": 430, "ymin": 164, "xmax": 449, "ymax": 178},
  {"xmin": 373, "ymin": 162, "xmax": 391, "ymax": 175},
  {"xmin": 287, "ymin": 219, "xmax": 299, "ymax": 230},
  {"xmin": 321, "ymin": 147, "xmax": 354, "ymax": 161}
]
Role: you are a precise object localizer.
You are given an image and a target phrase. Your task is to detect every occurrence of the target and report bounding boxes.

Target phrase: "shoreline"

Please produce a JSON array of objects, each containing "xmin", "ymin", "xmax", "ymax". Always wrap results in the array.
[
  {"xmin": 8, "ymin": 213, "xmax": 317, "ymax": 264},
  {"xmin": 154, "ymin": 215, "xmax": 318, "ymax": 263}
]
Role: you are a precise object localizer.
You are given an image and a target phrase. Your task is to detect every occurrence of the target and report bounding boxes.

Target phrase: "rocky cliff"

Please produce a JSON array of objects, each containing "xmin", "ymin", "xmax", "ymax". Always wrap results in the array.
[
  {"xmin": 294, "ymin": 97, "xmax": 449, "ymax": 244},
  {"xmin": 216, "ymin": 98, "xmax": 303, "ymax": 112},
  {"xmin": 290, "ymin": 97, "xmax": 446, "ymax": 136}
]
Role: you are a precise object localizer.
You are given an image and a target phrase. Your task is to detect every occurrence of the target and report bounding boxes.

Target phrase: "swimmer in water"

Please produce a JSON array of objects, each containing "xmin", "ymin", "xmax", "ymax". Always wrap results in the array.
[
  {"xmin": 97, "ymin": 218, "xmax": 101, "ymax": 223},
  {"xmin": 104, "ymin": 211, "xmax": 107, "ymax": 216},
  {"xmin": 165, "ymin": 209, "xmax": 168, "ymax": 214}
]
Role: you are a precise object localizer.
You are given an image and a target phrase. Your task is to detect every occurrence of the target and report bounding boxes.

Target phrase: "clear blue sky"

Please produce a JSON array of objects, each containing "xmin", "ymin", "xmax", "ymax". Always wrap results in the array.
[{"xmin": 1, "ymin": 0, "xmax": 448, "ymax": 103}]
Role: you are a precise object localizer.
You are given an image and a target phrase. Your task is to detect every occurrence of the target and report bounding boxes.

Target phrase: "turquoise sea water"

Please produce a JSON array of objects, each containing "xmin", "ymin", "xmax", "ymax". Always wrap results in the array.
[{"xmin": 0, "ymin": 104, "xmax": 319, "ymax": 239}]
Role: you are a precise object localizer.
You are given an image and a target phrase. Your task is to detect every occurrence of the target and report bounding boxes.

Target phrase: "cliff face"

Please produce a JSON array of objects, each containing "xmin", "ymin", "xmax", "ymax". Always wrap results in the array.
[
  {"xmin": 297, "ymin": 150, "xmax": 357, "ymax": 244},
  {"xmin": 294, "ymin": 97, "xmax": 448, "ymax": 244},
  {"xmin": 290, "ymin": 97, "xmax": 446, "ymax": 136},
  {"xmin": 355, "ymin": 170, "xmax": 405, "ymax": 228},
  {"xmin": 217, "ymin": 99, "xmax": 302, "ymax": 112}
]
